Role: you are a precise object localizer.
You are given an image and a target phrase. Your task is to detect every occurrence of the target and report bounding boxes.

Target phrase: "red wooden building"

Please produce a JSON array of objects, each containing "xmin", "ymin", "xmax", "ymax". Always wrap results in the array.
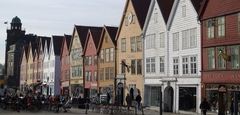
[
  {"xmin": 200, "ymin": 0, "xmax": 240, "ymax": 113},
  {"xmin": 83, "ymin": 27, "xmax": 102, "ymax": 98},
  {"xmin": 60, "ymin": 35, "xmax": 72, "ymax": 95}
]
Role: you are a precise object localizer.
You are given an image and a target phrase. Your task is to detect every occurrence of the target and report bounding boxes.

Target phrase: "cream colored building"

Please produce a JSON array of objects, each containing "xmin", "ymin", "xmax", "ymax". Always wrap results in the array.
[{"xmin": 97, "ymin": 26, "xmax": 118, "ymax": 100}]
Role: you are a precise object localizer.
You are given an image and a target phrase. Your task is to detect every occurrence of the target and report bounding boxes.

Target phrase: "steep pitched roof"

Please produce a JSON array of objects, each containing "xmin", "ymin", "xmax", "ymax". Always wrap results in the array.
[
  {"xmin": 190, "ymin": 0, "xmax": 203, "ymax": 15},
  {"xmin": 115, "ymin": 0, "xmax": 151, "ymax": 41},
  {"xmin": 83, "ymin": 27, "xmax": 102, "ymax": 55},
  {"xmin": 46, "ymin": 37, "xmax": 51, "ymax": 53},
  {"xmin": 131, "ymin": 0, "xmax": 151, "ymax": 29},
  {"xmin": 105, "ymin": 26, "xmax": 118, "ymax": 44},
  {"xmin": 90, "ymin": 27, "xmax": 103, "ymax": 49},
  {"xmin": 52, "ymin": 35, "xmax": 64, "ymax": 56},
  {"xmin": 156, "ymin": 0, "xmax": 174, "ymax": 23},
  {"xmin": 64, "ymin": 34, "xmax": 72, "ymax": 50},
  {"xmin": 24, "ymin": 44, "xmax": 29, "ymax": 60},
  {"xmin": 38, "ymin": 36, "xmax": 51, "ymax": 52},
  {"xmin": 75, "ymin": 25, "xmax": 90, "ymax": 48},
  {"xmin": 97, "ymin": 25, "xmax": 118, "ymax": 54}
]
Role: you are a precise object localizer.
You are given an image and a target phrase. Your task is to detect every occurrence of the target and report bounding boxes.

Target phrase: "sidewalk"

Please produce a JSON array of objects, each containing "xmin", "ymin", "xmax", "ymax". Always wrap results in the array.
[{"xmin": 70, "ymin": 108, "xmax": 200, "ymax": 115}]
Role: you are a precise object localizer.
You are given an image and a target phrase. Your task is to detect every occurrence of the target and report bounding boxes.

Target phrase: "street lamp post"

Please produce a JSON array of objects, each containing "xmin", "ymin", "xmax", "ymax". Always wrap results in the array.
[{"xmin": 160, "ymin": 86, "xmax": 162, "ymax": 115}]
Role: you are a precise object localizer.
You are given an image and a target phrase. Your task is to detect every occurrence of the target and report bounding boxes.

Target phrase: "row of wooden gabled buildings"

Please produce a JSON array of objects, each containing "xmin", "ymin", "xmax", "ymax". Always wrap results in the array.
[
  {"xmin": 19, "ymin": 25, "xmax": 118, "ymax": 98},
  {"xmin": 4, "ymin": 0, "xmax": 240, "ymax": 114}
]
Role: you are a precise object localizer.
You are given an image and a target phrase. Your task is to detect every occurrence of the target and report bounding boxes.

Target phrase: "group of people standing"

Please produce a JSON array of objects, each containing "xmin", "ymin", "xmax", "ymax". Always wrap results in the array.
[{"xmin": 125, "ymin": 93, "xmax": 142, "ymax": 110}]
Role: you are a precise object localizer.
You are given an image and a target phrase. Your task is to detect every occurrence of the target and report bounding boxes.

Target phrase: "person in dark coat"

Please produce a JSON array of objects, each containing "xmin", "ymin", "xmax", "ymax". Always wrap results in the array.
[
  {"xmin": 200, "ymin": 98, "xmax": 210, "ymax": 115},
  {"xmin": 230, "ymin": 98, "xmax": 234, "ymax": 115},
  {"xmin": 135, "ymin": 94, "xmax": 142, "ymax": 110},
  {"xmin": 126, "ymin": 93, "xmax": 132, "ymax": 110}
]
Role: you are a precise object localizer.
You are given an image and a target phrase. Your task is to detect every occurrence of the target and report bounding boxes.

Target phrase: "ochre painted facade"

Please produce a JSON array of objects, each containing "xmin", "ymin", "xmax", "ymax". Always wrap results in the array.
[
  {"xmin": 97, "ymin": 26, "xmax": 117, "ymax": 97},
  {"xmin": 116, "ymin": 0, "xmax": 144, "ymax": 102}
]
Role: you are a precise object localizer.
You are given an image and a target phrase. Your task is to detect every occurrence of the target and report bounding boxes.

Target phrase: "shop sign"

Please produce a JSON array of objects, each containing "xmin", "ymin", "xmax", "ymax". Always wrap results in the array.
[{"xmin": 218, "ymin": 85, "xmax": 227, "ymax": 93}]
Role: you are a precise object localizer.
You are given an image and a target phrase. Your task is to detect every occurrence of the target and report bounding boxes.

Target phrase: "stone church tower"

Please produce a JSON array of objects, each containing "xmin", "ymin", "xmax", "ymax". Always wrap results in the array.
[{"xmin": 5, "ymin": 16, "xmax": 26, "ymax": 88}]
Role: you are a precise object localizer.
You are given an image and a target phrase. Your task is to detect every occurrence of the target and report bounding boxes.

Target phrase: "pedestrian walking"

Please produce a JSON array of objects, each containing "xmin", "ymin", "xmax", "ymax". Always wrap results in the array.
[
  {"xmin": 135, "ymin": 94, "xmax": 142, "ymax": 110},
  {"xmin": 126, "ymin": 93, "xmax": 132, "ymax": 110},
  {"xmin": 200, "ymin": 98, "xmax": 210, "ymax": 115}
]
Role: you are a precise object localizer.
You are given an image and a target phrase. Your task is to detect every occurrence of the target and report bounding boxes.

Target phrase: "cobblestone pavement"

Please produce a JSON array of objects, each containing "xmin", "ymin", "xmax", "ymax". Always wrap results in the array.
[{"xmin": 0, "ymin": 108, "xmax": 213, "ymax": 115}]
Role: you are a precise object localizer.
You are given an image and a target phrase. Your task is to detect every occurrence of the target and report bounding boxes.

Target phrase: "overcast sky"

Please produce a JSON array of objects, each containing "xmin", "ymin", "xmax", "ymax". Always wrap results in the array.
[{"xmin": 0, "ymin": 0, "xmax": 125, "ymax": 64}]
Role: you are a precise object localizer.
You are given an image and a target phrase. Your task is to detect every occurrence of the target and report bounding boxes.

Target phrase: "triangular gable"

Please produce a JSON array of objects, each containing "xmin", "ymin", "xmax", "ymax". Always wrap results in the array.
[
  {"xmin": 167, "ymin": 0, "xmax": 202, "ymax": 30},
  {"xmin": 97, "ymin": 25, "xmax": 118, "ymax": 54},
  {"xmin": 115, "ymin": 0, "xmax": 151, "ymax": 41},
  {"xmin": 83, "ymin": 27, "xmax": 102, "ymax": 55},
  {"xmin": 20, "ymin": 45, "xmax": 26, "ymax": 65},
  {"xmin": 27, "ymin": 42, "xmax": 33, "ymax": 63},
  {"xmin": 60, "ymin": 34, "xmax": 72, "ymax": 59},
  {"xmin": 131, "ymin": 0, "xmax": 151, "ymax": 29},
  {"xmin": 143, "ymin": 0, "xmax": 174, "ymax": 35}
]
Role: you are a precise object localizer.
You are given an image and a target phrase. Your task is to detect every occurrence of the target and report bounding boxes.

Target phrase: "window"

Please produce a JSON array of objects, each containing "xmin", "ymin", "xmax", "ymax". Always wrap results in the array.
[
  {"xmin": 100, "ymin": 68, "xmax": 104, "ymax": 80},
  {"xmin": 159, "ymin": 32, "xmax": 165, "ymax": 48},
  {"xmin": 131, "ymin": 37, "xmax": 136, "ymax": 52},
  {"xmin": 110, "ymin": 48, "xmax": 114, "ymax": 61},
  {"xmin": 238, "ymin": 13, "xmax": 240, "ymax": 33},
  {"xmin": 207, "ymin": 19, "xmax": 215, "ymax": 39},
  {"xmin": 217, "ymin": 17, "xmax": 225, "ymax": 37},
  {"xmin": 105, "ymin": 48, "xmax": 110, "ymax": 62},
  {"xmin": 89, "ymin": 56, "xmax": 92, "ymax": 65},
  {"xmin": 93, "ymin": 71, "xmax": 97, "ymax": 81},
  {"xmin": 121, "ymin": 38, "xmax": 126, "ymax": 52},
  {"xmin": 105, "ymin": 68, "xmax": 109, "ymax": 80},
  {"xmin": 136, "ymin": 36, "xmax": 142, "ymax": 51},
  {"xmin": 160, "ymin": 56, "xmax": 164, "ymax": 73},
  {"xmin": 173, "ymin": 32, "xmax": 179, "ymax": 51},
  {"xmin": 131, "ymin": 60, "xmax": 136, "ymax": 74},
  {"xmin": 110, "ymin": 67, "xmax": 114, "ymax": 79},
  {"xmin": 94, "ymin": 56, "xmax": 97, "ymax": 65},
  {"xmin": 182, "ymin": 5, "xmax": 186, "ymax": 17},
  {"xmin": 190, "ymin": 56, "xmax": 197, "ymax": 74},
  {"xmin": 190, "ymin": 28, "xmax": 197, "ymax": 48},
  {"xmin": 154, "ymin": 12, "xmax": 158, "ymax": 23},
  {"xmin": 230, "ymin": 45, "xmax": 240, "ymax": 69},
  {"xmin": 146, "ymin": 57, "xmax": 155, "ymax": 73},
  {"xmin": 182, "ymin": 29, "xmax": 189, "ymax": 49},
  {"xmin": 182, "ymin": 57, "xmax": 188, "ymax": 74},
  {"xmin": 137, "ymin": 59, "xmax": 142, "ymax": 74},
  {"xmin": 173, "ymin": 58, "xmax": 179, "ymax": 75},
  {"xmin": 85, "ymin": 71, "xmax": 89, "ymax": 81},
  {"xmin": 146, "ymin": 58, "xmax": 150, "ymax": 73},
  {"xmin": 217, "ymin": 47, "xmax": 226, "ymax": 69},
  {"xmin": 146, "ymin": 34, "xmax": 156, "ymax": 49},
  {"xmin": 182, "ymin": 28, "xmax": 197, "ymax": 49},
  {"xmin": 100, "ymin": 49, "xmax": 104, "ymax": 63},
  {"xmin": 71, "ymin": 65, "xmax": 82, "ymax": 77},
  {"xmin": 208, "ymin": 48, "xmax": 215, "ymax": 69}
]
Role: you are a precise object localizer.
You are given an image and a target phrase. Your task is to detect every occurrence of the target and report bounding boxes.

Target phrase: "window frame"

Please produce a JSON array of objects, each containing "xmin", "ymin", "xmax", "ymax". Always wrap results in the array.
[
  {"xmin": 173, "ymin": 32, "xmax": 179, "ymax": 51},
  {"xmin": 121, "ymin": 38, "xmax": 126, "ymax": 52},
  {"xmin": 159, "ymin": 56, "xmax": 165, "ymax": 73},
  {"xmin": 173, "ymin": 58, "xmax": 179, "ymax": 75}
]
